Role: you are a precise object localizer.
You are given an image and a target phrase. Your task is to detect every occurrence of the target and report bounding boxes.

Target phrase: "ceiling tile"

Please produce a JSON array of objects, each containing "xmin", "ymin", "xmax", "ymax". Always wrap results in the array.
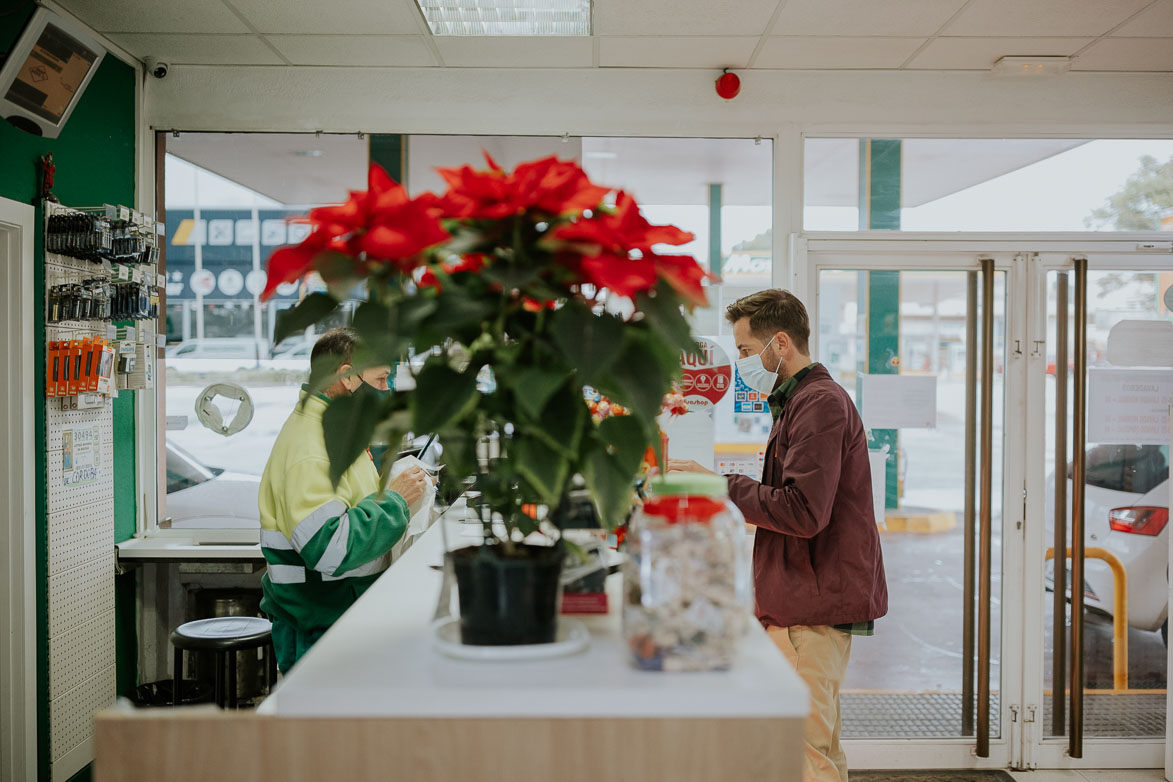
[
  {"xmin": 267, "ymin": 35, "xmax": 436, "ymax": 66},
  {"xmin": 433, "ymin": 36, "xmax": 593, "ymax": 67},
  {"xmin": 1113, "ymin": 0, "xmax": 1173, "ymax": 36},
  {"xmin": 55, "ymin": 0, "xmax": 248, "ymax": 33},
  {"xmin": 225, "ymin": 0, "xmax": 424, "ymax": 34},
  {"xmin": 598, "ymin": 36, "xmax": 758, "ymax": 69},
  {"xmin": 755, "ymin": 36, "xmax": 925, "ymax": 69},
  {"xmin": 773, "ymin": 0, "xmax": 968, "ymax": 37},
  {"xmin": 944, "ymin": 0, "xmax": 1153, "ymax": 37},
  {"xmin": 593, "ymin": 0, "xmax": 779, "ymax": 36},
  {"xmin": 108, "ymin": 33, "xmax": 284, "ymax": 65},
  {"xmin": 907, "ymin": 36, "xmax": 1094, "ymax": 70},
  {"xmin": 1071, "ymin": 37, "xmax": 1173, "ymax": 70}
]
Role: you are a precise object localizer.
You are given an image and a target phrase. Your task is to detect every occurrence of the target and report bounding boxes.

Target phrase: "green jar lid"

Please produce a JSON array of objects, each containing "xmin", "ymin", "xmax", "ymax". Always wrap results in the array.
[{"xmin": 648, "ymin": 473, "xmax": 728, "ymax": 498}]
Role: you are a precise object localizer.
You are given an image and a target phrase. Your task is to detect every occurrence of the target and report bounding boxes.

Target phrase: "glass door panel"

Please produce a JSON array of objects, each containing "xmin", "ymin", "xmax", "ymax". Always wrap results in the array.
[
  {"xmin": 817, "ymin": 268, "xmax": 1006, "ymax": 741},
  {"xmin": 1041, "ymin": 267, "xmax": 1171, "ymax": 741}
]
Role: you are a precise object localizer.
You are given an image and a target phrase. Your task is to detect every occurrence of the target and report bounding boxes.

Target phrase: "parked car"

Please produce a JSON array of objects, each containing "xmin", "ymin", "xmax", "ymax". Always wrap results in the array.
[
  {"xmin": 166, "ymin": 441, "xmax": 260, "ymax": 529},
  {"xmin": 1045, "ymin": 444, "xmax": 1170, "ymax": 645},
  {"xmin": 165, "ymin": 338, "xmax": 271, "ymax": 372}
]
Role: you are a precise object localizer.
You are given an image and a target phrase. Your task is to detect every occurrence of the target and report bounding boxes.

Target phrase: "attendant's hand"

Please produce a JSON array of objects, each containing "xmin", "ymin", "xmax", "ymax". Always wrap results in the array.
[
  {"xmin": 390, "ymin": 466, "xmax": 434, "ymax": 508},
  {"xmin": 666, "ymin": 459, "xmax": 716, "ymax": 475}
]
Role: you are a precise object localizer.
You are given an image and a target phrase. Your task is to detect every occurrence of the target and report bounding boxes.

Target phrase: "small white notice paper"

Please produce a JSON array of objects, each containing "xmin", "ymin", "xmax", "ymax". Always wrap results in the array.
[
  {"xmin": 861, "ymin": 374, "xmax": 937, "ymax": 429},
  {"xmin": 1088, "ymin": 368, "xmax": 1173, "ymax": 445}
]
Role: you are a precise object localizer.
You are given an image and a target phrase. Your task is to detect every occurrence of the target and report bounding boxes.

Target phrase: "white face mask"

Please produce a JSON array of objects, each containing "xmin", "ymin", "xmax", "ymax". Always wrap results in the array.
[{"xmin": 736, "ymin": 336, "xmax": 783, "ymax": 395}]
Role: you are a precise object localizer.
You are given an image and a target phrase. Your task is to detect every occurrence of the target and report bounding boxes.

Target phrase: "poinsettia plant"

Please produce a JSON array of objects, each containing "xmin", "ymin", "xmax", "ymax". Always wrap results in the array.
[{"xmin": 263, "ymin": 153, "xmax": 709, "ymax": 538}]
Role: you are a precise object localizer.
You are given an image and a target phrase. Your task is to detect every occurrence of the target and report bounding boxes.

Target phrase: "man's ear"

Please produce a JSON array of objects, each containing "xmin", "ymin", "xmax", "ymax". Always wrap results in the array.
[{"xmin": 775, "ymin": 331, "xmax": 792, "ymax": 356}]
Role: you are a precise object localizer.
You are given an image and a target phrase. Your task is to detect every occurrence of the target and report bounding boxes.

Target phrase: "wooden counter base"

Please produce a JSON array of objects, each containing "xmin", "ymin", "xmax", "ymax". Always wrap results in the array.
[{"xmin": 95, "ymin": 708, "xmax": 803, "ymax": 782}]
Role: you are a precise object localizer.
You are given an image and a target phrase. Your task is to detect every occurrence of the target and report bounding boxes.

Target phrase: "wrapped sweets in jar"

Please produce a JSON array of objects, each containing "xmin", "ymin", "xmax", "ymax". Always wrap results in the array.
[{"xmin": 623, "ymin": 474, "xmax": 753, "ymax": 671}]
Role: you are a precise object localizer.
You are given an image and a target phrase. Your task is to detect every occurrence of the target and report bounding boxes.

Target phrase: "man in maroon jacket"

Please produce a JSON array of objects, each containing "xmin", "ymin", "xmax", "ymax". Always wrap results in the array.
[{"xmin": 669, "ymin": 288, "xmax": 887, "ymax": 782}]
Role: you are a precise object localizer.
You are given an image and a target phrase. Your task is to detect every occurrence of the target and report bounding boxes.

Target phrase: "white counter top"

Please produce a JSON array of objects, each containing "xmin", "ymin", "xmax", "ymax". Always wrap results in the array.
[
  {"xmin": 262, "ymin": 504, "xmax": 808, "ymax": 720},
  {"xmin": 117, "ymin": 536, "xmax": 263, "ymax": 560}
]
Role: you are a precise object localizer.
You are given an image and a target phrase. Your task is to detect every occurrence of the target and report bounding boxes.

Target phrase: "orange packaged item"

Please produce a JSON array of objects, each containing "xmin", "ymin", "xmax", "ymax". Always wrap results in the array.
[
  {"xmin": 46, "ymin": 341, "xmax": 59, "ymax": 398},
  {"xmin": 57, "ymin": 341, "xmax": 71, "ymax": 397},
  {"xmin": 80, "ymin": 338, "xmax": 96, "ymax": 392},
  {"xmin": 67, "ymin": 339, "xmax": 83, "ymax": 396}
]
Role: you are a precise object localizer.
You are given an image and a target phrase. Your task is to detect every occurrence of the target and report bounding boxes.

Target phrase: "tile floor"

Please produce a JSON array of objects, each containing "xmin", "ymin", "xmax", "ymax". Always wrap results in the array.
[{"xmin": 1008, "ymin": 771, "xmax": 1166, "ymax": 781}]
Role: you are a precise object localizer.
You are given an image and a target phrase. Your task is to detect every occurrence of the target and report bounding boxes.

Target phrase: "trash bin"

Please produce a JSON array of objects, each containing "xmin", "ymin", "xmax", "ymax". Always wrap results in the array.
[{"xmin": 131, "ymin": 679, "xmax": 213, "ymax": 707}]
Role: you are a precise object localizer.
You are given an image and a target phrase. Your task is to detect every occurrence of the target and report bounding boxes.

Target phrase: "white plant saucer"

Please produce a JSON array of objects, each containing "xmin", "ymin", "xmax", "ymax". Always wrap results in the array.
[{"xmin": 432, "ymin": 617, "xmax": 590, "ymax": 662}]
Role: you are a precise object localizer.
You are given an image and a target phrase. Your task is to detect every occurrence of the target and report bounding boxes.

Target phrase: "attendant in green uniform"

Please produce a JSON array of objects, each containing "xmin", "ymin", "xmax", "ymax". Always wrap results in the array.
[{"xmin": 259, "ymin": 328, "xmax": 431, "ymax": 672}]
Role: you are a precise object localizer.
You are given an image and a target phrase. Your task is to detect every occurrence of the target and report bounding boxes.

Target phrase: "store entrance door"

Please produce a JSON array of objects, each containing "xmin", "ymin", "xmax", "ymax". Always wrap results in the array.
[
  {"xmin": 802, "ymin": 243, "xmax": 1025, "ymax": 770},
  {"xmin": 1023, "ymin": 252, "xmax": 1172, "ymax": 770}
]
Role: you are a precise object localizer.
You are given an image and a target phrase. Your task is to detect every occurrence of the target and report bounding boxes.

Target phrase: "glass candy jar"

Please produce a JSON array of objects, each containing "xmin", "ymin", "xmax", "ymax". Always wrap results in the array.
[{"xmin": 623, "ymin": 474, "xmax": 753, "ymax": 671}]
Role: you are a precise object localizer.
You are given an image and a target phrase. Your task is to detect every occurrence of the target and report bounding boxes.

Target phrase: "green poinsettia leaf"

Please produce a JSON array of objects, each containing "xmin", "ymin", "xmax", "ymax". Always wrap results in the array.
[
  {"xmin": 321, "ymin": 390, "xmax": 384, "ymax": 488},
  {"xmin": 551, "ymin": 303, "xmax": 624, "ymax": 383},
  {"xmin": 599, "ymin": 332, "xmax": 672, "ymax": 422},
  {"xmin": 596, "ymin": 414, "xmax": 650, "ymax": 477},
  {"xmin": 636, "ymin": 284, "xmax": 701, "ymax": 357},
  {"xmin": 513, "ymin": 436, "xmax": 570, "ymax": 507},
  {"xmin": 419, "ymin": 288, "xmax": 497, "ymax": 344},
  {"xmin": 513, "ymin": 368, "xmax": 573, "ymax": 420},
  {"xmin": 351, "ymin": 299, "xmax": 403, "ymax": 363},
  {"xmin": 273, "ymin": 292, "xmax": 338, "ymax": 348},
  {"xmin": 583, "ymin": 447, "xmax": 636, "ymax": 531},
  {"xmin": 410, "ymin": 362, "xmax": 481, "ymax": 434}
]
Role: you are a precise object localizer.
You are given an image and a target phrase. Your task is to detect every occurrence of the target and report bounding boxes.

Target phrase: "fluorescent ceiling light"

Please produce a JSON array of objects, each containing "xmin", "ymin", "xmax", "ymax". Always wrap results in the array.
[
  {"xmin": 991, "ymin": 55, "xmax": 1070, "ymax": 76},
  {"xmin": 416, "ymin": 0, "xmax": 590, "ymax": 36}
]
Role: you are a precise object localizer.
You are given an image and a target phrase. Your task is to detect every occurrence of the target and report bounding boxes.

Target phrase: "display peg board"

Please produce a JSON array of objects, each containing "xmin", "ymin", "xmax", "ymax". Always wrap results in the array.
[{"xmin": 41, "ymin": 201, "xmax": 158, "ymax": 782}]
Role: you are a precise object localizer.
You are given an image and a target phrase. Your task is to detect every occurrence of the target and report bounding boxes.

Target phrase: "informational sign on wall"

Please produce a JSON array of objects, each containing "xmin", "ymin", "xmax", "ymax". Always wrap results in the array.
[
  {"xmin": 733, "ymin": 368, "xmax": 768, "ymax": 414},
  {"xmin": 61, "ymin": 424, "xmax": 101, "ymax": 486},
  {"xmin": 861, "ymin": 374, "xmax": 937, "ymax": 430},
  {"xmin": 680, "ymin": 338, "xmax": 731, "ymax": 412},
  {"xmin": 1088, "ymin": 368, "xmax": 1173, "ymax": 445}
]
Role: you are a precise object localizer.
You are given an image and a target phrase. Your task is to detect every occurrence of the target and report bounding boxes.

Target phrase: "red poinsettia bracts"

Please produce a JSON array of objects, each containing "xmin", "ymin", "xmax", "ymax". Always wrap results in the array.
[
  {"xmin": 263, "ymin": 154, "xmax": 709, "ymax": 310},
  {"xmin": 261, "ymin": 164, "xmax": 449, "ymax": 300},
  {"xmin": 437, "ymin": 152, "xmax": 609, "ymax": 220},
  {"xmin": 551, "ymin": 191, "xmax": 711, "ymax": 305}
]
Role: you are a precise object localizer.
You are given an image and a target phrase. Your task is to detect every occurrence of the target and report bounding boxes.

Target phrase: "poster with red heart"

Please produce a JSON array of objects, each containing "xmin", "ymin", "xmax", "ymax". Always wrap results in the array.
[{"xmin": 680, "ymin": 337, "xmax": 732, "ymax": 411}]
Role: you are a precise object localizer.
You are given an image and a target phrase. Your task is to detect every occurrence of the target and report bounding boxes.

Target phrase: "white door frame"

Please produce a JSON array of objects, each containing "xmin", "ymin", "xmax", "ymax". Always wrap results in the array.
[
  {"xmin": 799, "ymin": 234, "xmax": 1173, "ymax": 771},
  {"xmin": 0, "ymin": 195, "xmax": 38, "ymax": 782}
]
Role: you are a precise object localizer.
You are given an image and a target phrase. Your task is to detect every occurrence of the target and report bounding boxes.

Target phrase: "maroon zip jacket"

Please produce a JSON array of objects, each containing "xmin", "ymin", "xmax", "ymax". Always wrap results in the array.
[{"xmin": 726, "ymin": 364, "xmax": 888, "ymax": 629}]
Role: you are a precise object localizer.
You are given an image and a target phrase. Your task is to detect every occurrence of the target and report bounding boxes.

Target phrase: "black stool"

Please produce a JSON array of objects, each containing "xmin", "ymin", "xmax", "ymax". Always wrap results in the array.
[{"xmin": 170, "ymin": 616, "xmax": 276, "ymax": 708}]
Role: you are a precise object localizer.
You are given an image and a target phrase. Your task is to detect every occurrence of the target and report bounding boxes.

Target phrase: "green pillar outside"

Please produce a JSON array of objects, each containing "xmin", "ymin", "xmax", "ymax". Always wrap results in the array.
[
  {"xmin": 708, "ymin": 183, "xmax": 723, "ymax": 280},
  {"xmin": 369, "ymin": 134, "xmax": 407, "ymax": 185},
  {"xmin": 859, "ymin": 140, "xmax": 902, "ymax": 509}
]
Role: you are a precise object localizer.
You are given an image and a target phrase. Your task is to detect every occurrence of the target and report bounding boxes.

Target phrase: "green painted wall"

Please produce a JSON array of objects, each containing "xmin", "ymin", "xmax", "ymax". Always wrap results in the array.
[{"xmin": 0, "ymin": 4, "xmax": 138, "ymax": 778}]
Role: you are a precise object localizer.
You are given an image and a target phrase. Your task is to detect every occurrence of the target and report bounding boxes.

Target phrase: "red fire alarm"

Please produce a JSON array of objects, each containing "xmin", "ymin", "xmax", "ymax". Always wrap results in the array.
[{"xmin": 715, "ymin": 69, "xmax": 740, "ymax": 100}]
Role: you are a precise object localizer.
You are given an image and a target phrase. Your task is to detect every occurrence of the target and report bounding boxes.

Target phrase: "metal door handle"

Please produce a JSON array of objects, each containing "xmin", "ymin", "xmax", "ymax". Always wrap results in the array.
[
  {"xmin": 1052, "ymin": 272, "xmax": 1069, "ymax": 738},
  {"xmin": 977, "ymin": 258, "xmax": 995, "ymax": 758},
  {"xmin": 1070, "ymin": 258, "xmax": 1089, "ymax": 758}
]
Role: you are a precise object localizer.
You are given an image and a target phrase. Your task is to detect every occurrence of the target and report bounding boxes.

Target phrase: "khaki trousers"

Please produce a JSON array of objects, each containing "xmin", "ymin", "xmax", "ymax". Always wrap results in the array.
[{"xmin": 767, "ymin": 625, "xmax": 852, "ymax": 782}]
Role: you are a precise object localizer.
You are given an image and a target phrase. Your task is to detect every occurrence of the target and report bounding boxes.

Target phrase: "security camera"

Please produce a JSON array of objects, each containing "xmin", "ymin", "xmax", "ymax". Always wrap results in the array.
[{"xmin": 144, "ymin": 57, "xmax": 169, "ymax": 79}]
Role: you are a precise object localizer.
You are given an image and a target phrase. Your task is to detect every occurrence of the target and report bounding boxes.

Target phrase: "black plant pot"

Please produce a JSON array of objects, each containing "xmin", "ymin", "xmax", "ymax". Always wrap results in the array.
[{"xmin": 449, "ymin": 542, "xmax": 564, "ymax": 646}]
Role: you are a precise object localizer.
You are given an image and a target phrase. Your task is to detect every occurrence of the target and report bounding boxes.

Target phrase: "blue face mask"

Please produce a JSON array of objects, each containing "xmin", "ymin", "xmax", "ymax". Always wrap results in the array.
[{"xmin": 735, "ymin": 336, "xmax": 782, "ymax": 395}]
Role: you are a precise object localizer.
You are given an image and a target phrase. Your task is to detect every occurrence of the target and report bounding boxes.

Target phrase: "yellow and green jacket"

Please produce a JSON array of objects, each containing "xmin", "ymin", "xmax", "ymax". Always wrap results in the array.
[{"xmin": 259, "ymin": 388, "xmax": 408, "ymax": 631}]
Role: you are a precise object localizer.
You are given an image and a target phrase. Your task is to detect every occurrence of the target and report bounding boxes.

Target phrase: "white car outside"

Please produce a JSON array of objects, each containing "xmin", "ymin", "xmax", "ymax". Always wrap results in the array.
[
  {"xmin": 166, "ymin": 338, "xmax": 271, "ymax": 373},
  {"xmin": 166, "ymin": 441, "xmax": 260, "ymax": 529},
  {"xmin": 1045, "ymin": 444, "xmax": 1170, "ymax": 642}
]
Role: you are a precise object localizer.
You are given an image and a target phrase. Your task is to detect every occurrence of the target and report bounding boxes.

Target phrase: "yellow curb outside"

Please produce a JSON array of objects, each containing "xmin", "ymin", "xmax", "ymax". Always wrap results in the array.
[{"xmin": 879, "ymin": 510, "xmax": 957, "ymax": 534}]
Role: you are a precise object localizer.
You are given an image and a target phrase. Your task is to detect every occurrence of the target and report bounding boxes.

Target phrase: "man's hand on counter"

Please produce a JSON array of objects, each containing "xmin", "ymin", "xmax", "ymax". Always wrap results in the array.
[
  {"xmin": 666, "ymin": 459, "xmax": 717, "ymax": 476},
  {"xmin": 390, "ymin": 466, "xmax": 435, "ymax": 507}
]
